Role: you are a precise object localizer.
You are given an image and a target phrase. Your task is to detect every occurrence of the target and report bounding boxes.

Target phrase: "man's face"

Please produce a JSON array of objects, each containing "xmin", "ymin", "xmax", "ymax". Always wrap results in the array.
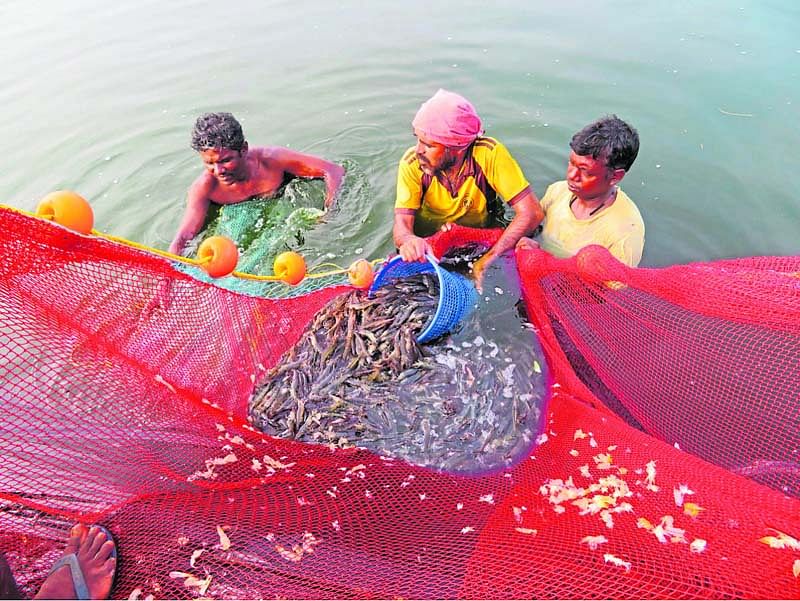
[
  {"xmin": 199, "ymin": 146, "xmax": 247, "ymax": 184},
  {"xmin": 566, "ymin": 151, "xmax": 620, "ymax": 201},
  {"xmin": 415, "ymin": 134, "xmax": 455, "ymax": 175}
]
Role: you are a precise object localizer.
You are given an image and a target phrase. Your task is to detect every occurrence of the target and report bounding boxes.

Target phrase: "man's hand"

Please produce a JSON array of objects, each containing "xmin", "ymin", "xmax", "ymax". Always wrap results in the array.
[
  {"xmin": 516, "ymin": 236, "xmax": 540, "ymax": 251},
  {"xmin": 272, "ymin": 147, "xmax": 344, "ymax": 210},
  {"xmin": 393, "ymin": 211, "xmax": 431, "ymax": 262},
  {"xmin": 168, "ymin": 236, "xmax": 188, "ymax": 257},
  {"xmin": 324, "ymin": 163, "xmax": 345, "ymax": 209},
  {"xmin": 399, "ymin": 235, "xmax": 431, "ymax": 262},
  {"xmin": 171, "ymin": 179, "xmax": 213, "ymax": 258},
  {"xmin": 470, "ymin": 252, "xmax": 496, "ymax": 294}
]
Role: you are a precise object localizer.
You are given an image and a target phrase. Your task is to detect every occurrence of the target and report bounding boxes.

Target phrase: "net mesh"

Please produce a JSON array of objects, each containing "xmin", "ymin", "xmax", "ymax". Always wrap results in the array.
[
  {"xmin": 181, "ymin": 177, "xmax": 344, "ymax": 298},
  {"xmin": 0, "ymin": 208, "xmax": 798, "ymax": 599}
]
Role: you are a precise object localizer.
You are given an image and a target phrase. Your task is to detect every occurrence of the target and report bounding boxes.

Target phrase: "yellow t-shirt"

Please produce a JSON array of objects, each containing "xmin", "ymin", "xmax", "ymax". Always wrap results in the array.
[
  {"xmin": 539, "ymin": 180, "xmax": 645, "ymax": 267},
  {"xmin": 395, "ymin": 137, "xmax": 531, "ymax": 233}
]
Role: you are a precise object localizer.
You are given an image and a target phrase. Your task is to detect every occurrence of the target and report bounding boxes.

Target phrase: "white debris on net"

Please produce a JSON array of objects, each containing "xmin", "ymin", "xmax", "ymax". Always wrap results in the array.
[
  {"xmin": 168, "ymin": 571, "xmax": 212, "ymax": 595},
  {"xmin": 154, "ymin": 374, "xmax": 177, "ymax": 394},
  {"xmin": 644, "ymin": 460, "xmax": 659, "ymax": 492},
  {"xmin": 603, "ymin": 553, "xmax": 631, "ymax": 572},
  {"xmin": 580, "ymin": 535, "xmax": 608, "ymax": 550},
  {"xmin": 189, "ymin": 549, "xmax": 204, "ymax": 567},
  {"xmin": 515, "ymin": 527, "xmax": 537, "ymax": 535},
  {"xmin": 638, "ymin": 515, "xmax": 687, "ymax": 544},
  {"xmin": 593, "ymin": 453, "xmax": 614, "ymax": 470},
  {"xmin": 187, "ymin": 452, "xmax": 237, "ymax": 482},
  {"xmin": 216, "ymin": 525, "xmax": 231, "ymax": 550},
  {"xmin": 759, "ymin": 529, "xmax": 800, "ymax": 551},
  {"xmin": 345, "ymin": 463, "xmax": 367, "ymax": 477},
  {"xmin": 673, "ymin": 484, "xmax": 695, "ymax": 507},
  {"xmin": 275, "ymin": 532, "xmax": 321, "ymax": 562},
  {"xmin": 263, "ymin": 455, "xmax": 295, "ymax": 470}
]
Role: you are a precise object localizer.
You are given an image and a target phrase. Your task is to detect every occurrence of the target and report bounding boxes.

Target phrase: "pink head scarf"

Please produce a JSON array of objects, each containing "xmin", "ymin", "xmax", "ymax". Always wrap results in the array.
[{"xmin": 412, "ymin": 89, "xmax": 482, "ymax": 148}]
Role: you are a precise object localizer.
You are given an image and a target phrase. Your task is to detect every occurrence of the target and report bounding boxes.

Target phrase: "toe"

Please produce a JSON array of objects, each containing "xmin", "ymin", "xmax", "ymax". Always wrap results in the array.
[
  {"xmin": 64, "ymin": 524, "xmax": 87, "ymax": 555},
  {"xmin": 95, "ymin": 539, "xmax": 116, "ymax": 562},
  {"xmin": 86, "ymin": 527, "xmax": 108, "ymax": 556}
]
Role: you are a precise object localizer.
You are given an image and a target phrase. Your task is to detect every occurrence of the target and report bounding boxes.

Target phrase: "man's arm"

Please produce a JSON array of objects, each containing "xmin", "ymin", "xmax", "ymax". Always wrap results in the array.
[
  {"xmin": 268, "ymin": 147, "xmax": 344, "ymax": 208},
  {"xmin": 393, "ymin": 210, "xmax": 431, "ymax": 262},
  {"xmin": 168, "ymin": 177, "xmax": 213, "ymax": 256},
  {"xmin": 472, "ymin": 190, "xmax": 544, "ymax": 290}
]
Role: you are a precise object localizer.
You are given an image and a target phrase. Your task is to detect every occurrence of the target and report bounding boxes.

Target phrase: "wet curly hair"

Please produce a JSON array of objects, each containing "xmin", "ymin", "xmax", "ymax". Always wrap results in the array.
[
  {"xmin": 190, "ymin": 112, "xmax": 246, "ymax": 152},
  {"xmin": 570, "ymin": 115, "xmax": 639, "ymax": 172}
]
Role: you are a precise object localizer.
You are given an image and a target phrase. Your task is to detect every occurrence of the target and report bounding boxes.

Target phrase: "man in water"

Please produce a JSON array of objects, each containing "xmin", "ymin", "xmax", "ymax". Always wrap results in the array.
[
  {"xmin": 517, "ymin": 115, "xmax": 644, "ymax": 266},
  {"xmin": 393, "ymin": 89, "xmax": 544, "ymax": 289},
  {"xmin": 169, "ymin": 112, "xmax": 345, "ymax": 256}
]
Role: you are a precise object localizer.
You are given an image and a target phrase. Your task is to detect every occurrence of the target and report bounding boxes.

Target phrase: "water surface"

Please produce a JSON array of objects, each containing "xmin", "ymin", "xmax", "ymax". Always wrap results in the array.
[{"xmin": 2, "ymin": 0, "xmax": 798, "ymax": 269}]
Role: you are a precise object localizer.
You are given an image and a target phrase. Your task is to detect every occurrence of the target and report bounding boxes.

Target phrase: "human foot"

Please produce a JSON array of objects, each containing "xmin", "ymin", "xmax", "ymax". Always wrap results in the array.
[{"xmin": 34, "ymin": 524, "xmax": 116, "ymax": 600}]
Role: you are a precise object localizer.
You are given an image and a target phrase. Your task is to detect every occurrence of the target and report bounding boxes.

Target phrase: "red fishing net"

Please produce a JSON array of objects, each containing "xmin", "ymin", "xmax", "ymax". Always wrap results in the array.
[{"xmin": 0, "ymin": 208, "xmax": 797, "ymax": 599}]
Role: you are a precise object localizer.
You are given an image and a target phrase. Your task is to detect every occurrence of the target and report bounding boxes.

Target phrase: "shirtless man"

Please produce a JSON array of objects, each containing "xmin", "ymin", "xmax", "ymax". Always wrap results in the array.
[{"xmin": 169, "ymin": 112, "xmax": 344, "ymax": 256}]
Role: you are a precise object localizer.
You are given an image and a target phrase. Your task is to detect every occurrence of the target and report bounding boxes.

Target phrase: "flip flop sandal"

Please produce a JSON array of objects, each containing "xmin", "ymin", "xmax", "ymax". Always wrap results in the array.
[{"xmin": 46, "ymin": 525, "xmax": 118, "ymax": 600}]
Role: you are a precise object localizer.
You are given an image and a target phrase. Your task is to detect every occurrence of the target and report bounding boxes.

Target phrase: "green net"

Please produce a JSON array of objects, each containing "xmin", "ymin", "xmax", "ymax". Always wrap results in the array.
[{"xmin": 177, "ymin": 176, "xmax": 350, "ymax": 298}]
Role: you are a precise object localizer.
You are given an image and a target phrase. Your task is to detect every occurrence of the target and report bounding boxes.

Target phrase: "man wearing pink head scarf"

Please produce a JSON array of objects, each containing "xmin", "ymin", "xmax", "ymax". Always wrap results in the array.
[{"xmin": 393, "ymin": 89, "xmax": 544, "ymax": 289}]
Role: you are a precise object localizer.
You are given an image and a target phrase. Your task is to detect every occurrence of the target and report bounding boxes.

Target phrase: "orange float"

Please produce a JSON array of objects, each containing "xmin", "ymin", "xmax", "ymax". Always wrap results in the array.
[
  {"xmin": 197, "ymin": 236, "xmax": 238, "ymax": 278},
  {"xmin": 273, "ymin": 251, "xmax": 306, "ymax": 285},
  {"xmin": 36, "ymin": 190, "xmax": 94, "ymax": 235},
  {"xmin": 348, "ymin": 259, "xmax": 374, "ymax": 289}
]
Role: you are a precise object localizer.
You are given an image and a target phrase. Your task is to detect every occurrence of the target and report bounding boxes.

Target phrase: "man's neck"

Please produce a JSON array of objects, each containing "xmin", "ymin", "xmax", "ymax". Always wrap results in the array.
[
  {"xmin": 442, "ymin": 149, "xmax": 469, "ymax": 179},
  {"xmin": 572, "ymin": 186, "xmax": 617, "ymax": 218}
]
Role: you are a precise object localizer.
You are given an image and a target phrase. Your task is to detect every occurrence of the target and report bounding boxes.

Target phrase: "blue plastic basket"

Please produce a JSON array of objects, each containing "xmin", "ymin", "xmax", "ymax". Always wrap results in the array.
[{"xmin": 369, "ymin": 253, "xmax": 478, "ymax": 343}]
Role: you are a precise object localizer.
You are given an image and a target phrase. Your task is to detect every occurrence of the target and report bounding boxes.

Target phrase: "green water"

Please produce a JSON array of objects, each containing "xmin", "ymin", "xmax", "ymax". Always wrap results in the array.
[{"xmin": 2, "ymin": 0, "xmax": 799, "ymax": 270}]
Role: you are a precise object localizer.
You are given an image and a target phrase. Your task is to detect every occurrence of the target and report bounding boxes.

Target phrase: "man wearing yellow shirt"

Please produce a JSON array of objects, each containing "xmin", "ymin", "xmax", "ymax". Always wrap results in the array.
[
  {"xmin": 393, "ymin": 89, "xmax": 544, "ymax": 289},
  {"xmin": 517, "ymin": 115, "xmax": 645, "ymax": 267}
]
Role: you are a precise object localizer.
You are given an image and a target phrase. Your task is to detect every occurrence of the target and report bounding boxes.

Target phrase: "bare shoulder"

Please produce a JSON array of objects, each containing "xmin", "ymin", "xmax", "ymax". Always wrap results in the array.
[
  {"xmin": 251, "ymin": 145, "xmax": 340, "ymax": 183},
  {"xmin": 252, "ymin": 145, "xmax": 282, "ymax": 162},
  {"xmin": 188, "ymin": 171, "xmax": 216, "ymax": 202}
]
